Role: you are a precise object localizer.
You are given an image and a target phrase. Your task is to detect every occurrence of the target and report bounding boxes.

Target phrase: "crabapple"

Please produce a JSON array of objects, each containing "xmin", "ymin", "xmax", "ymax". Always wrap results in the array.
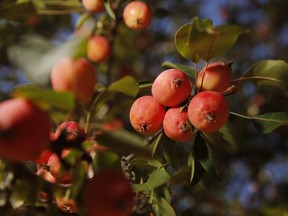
[
  {"xmin": 197, "ymin": 62, "xmax": 233, "ymax": 93},
  {"xmin": 188, "ymin": 91, "xmax": 229, "ymax": 133},
  {"xmin": 82, "ymin": 169, "xmax": 135, "ymax": 216},
  {"xmin": 82, "ymin": 0, "xmax": 105, "ymax": 13},
  {"xmin": 47, "ymin": 149, "xmax": 72, "ymax": 185},
  {"xmin": 163, "ymin": 107, "xmax": 193, "ymax": 142},
  {"xmin": 0, "ymin": 98, "xmax": 51, "ymax": 162},
  {"xmin": 87, "ymin": 35, "xmax": 111, "ymax": 63},
  {"xmin": 50, "ymin": 57, "xmax": 97, "ymax": 104},
  {"xmin": 152, "ymin": 69, "xmax": 192, "ymax": 107},
  {"xmin": 123, "ymin": 1, "xmax": 152, "ymax": 30},
  {"xmin": 54, "ymin": 121, "xmax": 86, "ymax": 147},
  {"xmin": 129, "ymin": 96, "xmax": 165, "ymax": 135}
]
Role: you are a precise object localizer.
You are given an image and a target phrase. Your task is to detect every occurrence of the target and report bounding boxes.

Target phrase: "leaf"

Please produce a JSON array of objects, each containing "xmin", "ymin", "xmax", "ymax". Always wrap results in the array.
[
  {"xmin": 104, "ymin": 0, "xmax": 115, "ymax": 20},
  {"xmin": 0, "ymin": 1, "xmax": 37, "ymax": 21},
  {"xmin": 108, "ymin": 76, "xmax": 139, "ymax": 97},
  {"xmin": 149, "ymin": 131, "xmax": 164, "ymax": 156},
  {"xmin": 129, "ymin": 158, "xmax": 163, "ymax": 172},
  {"xmin": 253, "ymin": 112, "xmax": 288, "ymax": 134},
  {"xmin": 138, "ymin": 80, "xmax": 153, "ymax": 93},
  {"xmin": 12, "ymin": 85, "xmax": 75, "ymax": 110},
  {"xmin": 230, "ymin": 111, "xmax": 288, "ymax": 134},
  {"xmin": 193, "ymin": 133, "xmax": 220, "ymax": 179},
  {"xmin": 8, "ymin": 33, "xmax": 88, "ymax": 86},
  {"xmin": 162, "ymin": 134, "xmax": 178, "ymax": 169},
  {"xmin": 96, "ymin": 129, "xmax": 152, "ymax": 157},
  {"xmin": 161, "ymin": 61, "xmax": 195, "ymax": 78},
  {"xmin": 234, "ymin": 60, "xmax": 288, "ymax": 89},
  {"xmin": 133, "ymin": 169, "xmax": 170, "ymax": 192},
  {"xmin": 156, "ymin": 197, "xmax": 176, "ymax": 216},
  {"xmin": 175, "ymin": 17, "xmax": 247, "ymax": 62},
  {"xmin": 188, "ymin": 151, "xmax": 204, "ymax": 185}
]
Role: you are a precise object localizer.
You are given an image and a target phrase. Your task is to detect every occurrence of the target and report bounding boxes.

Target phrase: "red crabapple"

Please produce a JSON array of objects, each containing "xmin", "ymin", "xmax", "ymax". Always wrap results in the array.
[
  {"xmin": 50, "ymin": 57, "xmax": 97, "ymax": 104},
  {"xmin": 188, "ymin": 91, "xmax": 229, "ymax": 133},
  {"xmin": 197, "ymin": 62, "xmax": 233, "ymax": 93},
  {"xmin": 54, "ymin": 121, "xmax": 86, "ymax": 147},
  {"xmin": 129, "ymin": 96, "xmax": 165, "ymax": 135},
  {"xmin": 0, "ymin": 98, "xmax": 50, "ymax": 162},
  {"xmin": 163, "ymin": 107, "xmax": 194, "ymax": 142},
  {"xmin": 123, "ymin": 1, "xmax": 152, "ymax": 30},
  {"xmin": 82, "ymin": 169, "xmax": 135, "ymax": 216},
  {"xmin": 87, "ymin": 35, "xmax": 111, "ymax": 63},
  {"xmin": 82, "ymin": 0, "xmax": 105, "ymax": 13},
  {"xmin": 152, "ymin": 69, "xmax": 192, "ymax": 107}
]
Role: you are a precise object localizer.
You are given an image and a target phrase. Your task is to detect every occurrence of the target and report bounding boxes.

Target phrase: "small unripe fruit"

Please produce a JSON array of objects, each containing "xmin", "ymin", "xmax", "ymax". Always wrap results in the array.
[
  {"xmin": 123, "ymin": 1, "xmax": 152, "ymax": 30},
  {"xmin": 82, "ymin": 0, "xmax": 105, "ymax": 13},
  {"xmin": 87, "ymin": 35, "xmax": 111, "ymax": 63},
  {"xmin": 129, "ymin": 96, "xmax": 165, "ymax": 135},
  {"xmin": 188, "ymin": 91, "xmax": 229, "ymax": 133},
  {"xmin": 163, "ymin": 108, "xmax": 193, "ymax": 142},
  {"xmin": 0, "ymin": 98, "xmax": 51, "ymax": 162},
  {"xmin": 54, "ymin": 121, "xmax": 86, "ymax": 147},
  {"xmin": 152, "ymin": 69, "xmax": 192, "ymax": 107},
  {"xmin": 82, "ymin": 169, "xmax": 135, "ymax": 216},
  {"xmin": 197, "ymin": 62, "xmax": 233, "ymax": 93},
  {"xmin": 50, "ymin": 57, "xmax": 97, "ymax": 104}
]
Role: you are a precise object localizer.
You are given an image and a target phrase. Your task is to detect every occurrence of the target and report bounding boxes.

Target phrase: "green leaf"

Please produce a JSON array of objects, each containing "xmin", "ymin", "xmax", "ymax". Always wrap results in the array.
[
  {"xmin": 129, "ymin": 158, "xmax": 163, "ymax": 172},
  {"xmin": 108, "ymin": 76, "xmax": 139, "ymax": 97},
  {"xmin": 230, "ymin": 111, "xmax": 288, "ymax": 134},
  {"xmin": 104, "ymin": 0, "xmax": 116, "ymax": 20},
  {"xmin": 12, "ymin": 85, "xmax": 75, "ymax": 110},
  {"xmin": 94, "ymin": 151, "xmax": 120, "ymax": 170},
  {"xmin": 162, "ymin": 134, "xmax": 178, "ymax": 169},
  {"xmin": 96, "ymin": 129, "xmax": 152, "ymax": 157},
  {"xmin": 253, "ymin": 112, "xmax": 288, "ymax": 134},
  {"xmin": 188, "ymin": 151, "xmax": 204, "ymax": 185},
  {"xmin": 8, "ymin": 33, "xmax": 88, "ymax": 86},
  {"xmin": 155, "ymin": 197, "xmax": 176, "ymax": 216},
  {"xmin": 193, "ymin": 133, "xmax": 220, "ymax": 179},
  {"xmin": 138, "ymin": 80, "xmax": 153, "ymax": 93},
  {"xmin": 36, "ymin": 0, "xmax": 83, "ymax": 15},
  {"xmin": 133, "ymin": 169, "xmax": 170, "ymax": 192},
  {"xmin": 175, "ymin": 17, "xmax": 247, "ymax": 62},
  {"xmin": 161, "ymin": 61, "xmax": 195, "ymax": 78},
  {"xmin": 234, "ymin": 60, "xmax": 288, "ymax": 89}
]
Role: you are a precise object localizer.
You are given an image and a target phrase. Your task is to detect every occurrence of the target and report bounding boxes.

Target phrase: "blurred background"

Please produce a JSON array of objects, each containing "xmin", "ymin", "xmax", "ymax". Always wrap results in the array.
[{"xmin": 0, "ymin": 0, "xmax": 288, "ymax": 215}]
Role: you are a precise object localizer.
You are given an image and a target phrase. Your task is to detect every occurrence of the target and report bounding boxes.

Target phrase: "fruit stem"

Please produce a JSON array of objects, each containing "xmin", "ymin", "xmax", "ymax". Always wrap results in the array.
[{"xmin": 199, "ymin": 61, "xmax": 209, "ymax": 92}]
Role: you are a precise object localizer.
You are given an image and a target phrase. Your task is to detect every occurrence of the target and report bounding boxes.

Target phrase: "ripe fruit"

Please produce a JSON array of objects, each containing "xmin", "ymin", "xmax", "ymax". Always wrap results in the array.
[
  {"xmin": 163, "ymin": 108, "xmax": 193, "ymax": 142},
  {"xmin": 82, "ymin": 169, "xmax": 135, "ymax": 216},
  {"xmin": 188, "ymin": 91, "xmax": 229, "ymax": 133},
  {"xmin": 54, "ymin": 121, "xmax": 86, "ymax": 147},
  {"xmin": 47, "ymin": 149, "xmax": 72, "ymax": 185},
  {"xmin": 152, "ymin": 69, "xmax": 192, "ymax": 107},
  {"xmin": 129, "ymin": 96, "xmax": 165, "ymax": 135},
  {"xmin": 82, "ymin": 0, "xmax": 105, "ymax": 13},
  {"xmin": 0, "ymin": 98, "xmax": 50, "ymax": 162},
  {"xmin": 123, "ymin": 1, "xmax": 152, "ymax": 30},
  {"xmin": 197, "ymin": 62, "xmax": 233, "ymax": 93},
  {"xmin": 50, "ymin": 57, "xmax": 97, "ymax": 104},
  {"xmin": 87, "ymin": 35, "xmax": 111, "ymax": 63}
]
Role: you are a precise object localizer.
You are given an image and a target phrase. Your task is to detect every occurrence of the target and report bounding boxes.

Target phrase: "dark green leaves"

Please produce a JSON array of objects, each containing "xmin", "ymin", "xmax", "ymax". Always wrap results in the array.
[
  {"xmin": 175, "ymin": 17, "xmax": 247, "ymax": 62},
  {"xmin": 233, "ymin": 60, "xmax": 288, "ymax": 89},
  {"xmin": 231, "ymin": 111, "xmax": 288, "ymax": 134}
]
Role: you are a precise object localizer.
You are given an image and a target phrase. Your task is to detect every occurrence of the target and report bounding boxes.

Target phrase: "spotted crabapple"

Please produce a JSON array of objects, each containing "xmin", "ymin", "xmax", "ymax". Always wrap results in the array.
[
  {"xmin": 197, "ymin": 61, "xmax": 233, "ymax": 93},
  {"xmin": 129, "ymin": 95, "xmax": 165, "ymax": 135},
  {"xmin": 188, "ymin": 91, "xmax": 229, "ymax": 133},
  {"xmin": 123, "ymin": 1, "xmax": 152, "ymax": 30},
  {"xmin": 163, "ymin": 107, "xmax": 194, "ymax": 142},
  {"xmin": 152, "ymin": 69, "xmax": 192, "ymax": 107}
]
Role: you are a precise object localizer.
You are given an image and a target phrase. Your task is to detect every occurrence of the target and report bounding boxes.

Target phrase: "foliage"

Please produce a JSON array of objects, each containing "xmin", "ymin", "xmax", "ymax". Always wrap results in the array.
[{"xmin": 0, "ymin": 0, "xmax": 288, "ymax": 216}]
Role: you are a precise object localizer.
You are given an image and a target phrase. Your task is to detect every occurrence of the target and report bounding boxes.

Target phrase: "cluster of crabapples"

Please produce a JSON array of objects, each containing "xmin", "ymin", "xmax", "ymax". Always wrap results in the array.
[
  {"xmin": 0, "ymin": 101, "xmax": 135, "ymax": 216},
  {"xmin": 129, "ymin": 62, "xmax": 233, "ymax": 141}
]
